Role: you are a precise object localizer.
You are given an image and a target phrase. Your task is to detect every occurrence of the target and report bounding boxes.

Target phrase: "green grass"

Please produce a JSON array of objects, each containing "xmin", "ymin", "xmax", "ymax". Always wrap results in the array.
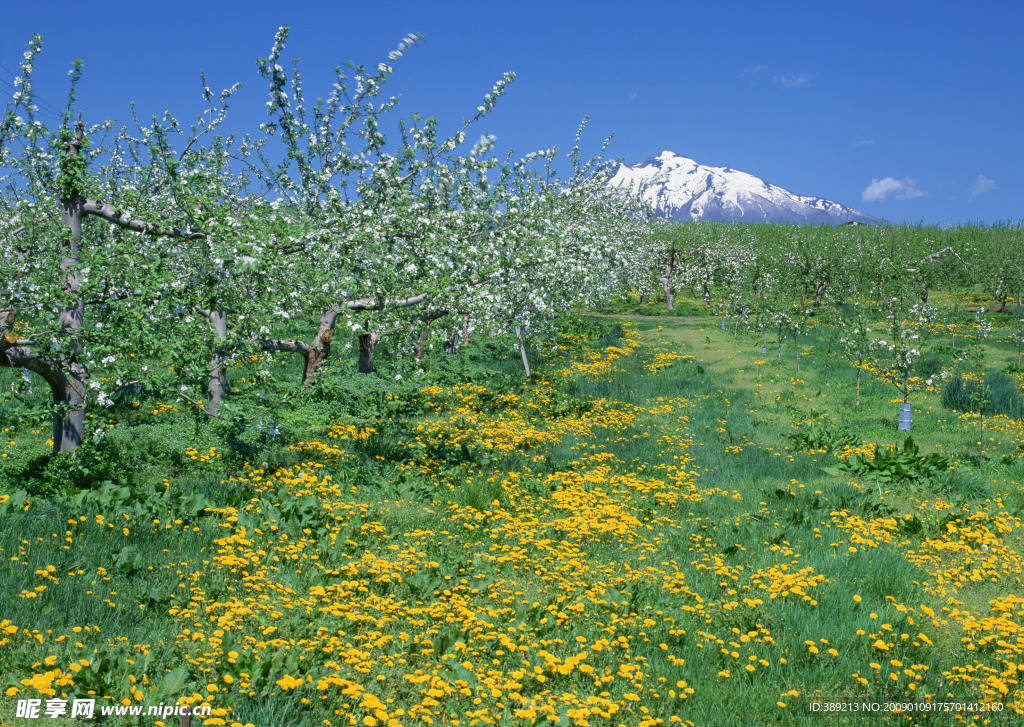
[{"xmin": 1, "ymin": 309, "xmax": 1022, "ymax": 725}]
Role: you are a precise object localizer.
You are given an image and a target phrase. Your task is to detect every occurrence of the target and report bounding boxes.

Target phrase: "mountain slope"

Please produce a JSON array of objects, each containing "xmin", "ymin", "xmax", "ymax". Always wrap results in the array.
[{"xmin": 608, "ymin": 151, "xmax": 880, "ymax": 224}]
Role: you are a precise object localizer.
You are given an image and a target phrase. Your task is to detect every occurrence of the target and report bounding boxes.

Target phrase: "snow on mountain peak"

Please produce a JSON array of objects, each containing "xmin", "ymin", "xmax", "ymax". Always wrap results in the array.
[{"xmin": 609, "ymin": 152, "xmax": 880, "ymax": 225}]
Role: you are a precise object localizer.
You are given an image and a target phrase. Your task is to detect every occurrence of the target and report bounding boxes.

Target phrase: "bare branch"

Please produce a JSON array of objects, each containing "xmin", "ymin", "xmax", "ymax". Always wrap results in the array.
[
  {"xmin": 259, "ymin": 338, "xmax": 311, "ymax": 355},
  {"xmin": 108, "ymin": 380, "xmax": 141, "ymax": 397},
  {"xmin": 785, "ymin": 252, "xmax": 807, "ymax": 270},
  {"xmin": 0, "ymin": 225, "xmax": 27, "ymax": 245},
  {"xmin": 81, "ymin": 199, "xmax": 206, "ymax": 239},
  {"xmin": 177, "ymin": 392, "xmax": 224, "ymax": 420},
  {"xmin": 919, "ymin": 246, "xmax": 969, "ymax": 268},
  {"xmin": 344, "ymin": 291, "xmax": 432, "ymax": 311}
]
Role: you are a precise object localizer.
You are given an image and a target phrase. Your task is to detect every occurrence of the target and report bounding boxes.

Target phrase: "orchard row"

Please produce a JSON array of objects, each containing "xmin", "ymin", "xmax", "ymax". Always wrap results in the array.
[
  {"xmin": 0, "ymin": 29, "xmax": 648, "ymax": 452},
  {"xmin": 2, "ymin": 29, "xmax": 1021, "ymax": 455}
]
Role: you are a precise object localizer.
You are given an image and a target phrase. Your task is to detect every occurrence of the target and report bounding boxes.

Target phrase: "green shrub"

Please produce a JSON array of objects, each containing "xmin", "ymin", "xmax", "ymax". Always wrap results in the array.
[
  {"xmin": 942, "ymin": 371, "xmax": 1024, "ymax": 419},
  {"xmin": 930, "ymin": 469, "xmax": 989, "ymax": 500},
  {"xmin": 786, "ymin": 420, "xmax": 858, "ymax": 453},
  {"xmin": 916, "ymin": 353, "xmax": 951, "ymax": 379},
  {"xmin": 18, "ymin": 431, "xmax": 154, "ymax": 496},
  {"xmin": 556, "ymin": 315, "xmax": 609, "ymax": 342},
  {"xmin": 989, "ymin": 372, "xmax": 1024, "ymax": 418},
  {"xmin": 825, "ymin": 436, "xmax": 949, "ymax": 484},
  {"xmin": 941, "ymin": 373, "xmax": 975, "ymax": 412},
  {"xmin": 451, "ymin": 474, "xmax": 509, "ymax": 512},
  {"xmin": 597, "ymin": 322, "xmax": 625, "ymax": 349}
]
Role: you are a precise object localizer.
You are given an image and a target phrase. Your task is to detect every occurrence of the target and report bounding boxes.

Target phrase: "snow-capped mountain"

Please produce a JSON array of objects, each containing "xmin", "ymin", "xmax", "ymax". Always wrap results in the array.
[{"xmin": 608, "ymin": 151, "xmax": 880, "ymax": 225}]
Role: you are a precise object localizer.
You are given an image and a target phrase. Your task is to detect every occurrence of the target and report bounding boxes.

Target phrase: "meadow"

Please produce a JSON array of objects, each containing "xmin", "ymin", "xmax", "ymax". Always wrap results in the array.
[{"xmin": 0, "ymin": 301, "xmax": 1023, "ymax": 726}]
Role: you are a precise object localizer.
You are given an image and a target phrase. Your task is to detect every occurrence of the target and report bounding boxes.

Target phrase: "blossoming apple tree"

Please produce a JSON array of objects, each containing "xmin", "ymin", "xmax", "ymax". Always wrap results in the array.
[{"xmin": 1, "ymin": 29, "xmax": 649, "ymax": 453}]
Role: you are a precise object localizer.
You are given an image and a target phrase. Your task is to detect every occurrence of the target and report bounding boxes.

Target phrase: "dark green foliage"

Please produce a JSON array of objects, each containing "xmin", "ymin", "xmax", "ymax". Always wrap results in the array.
[
  {"xmin": 825, "ymin": 436, "xmax": 949, "ymax": 484},
  {"xmin": 820, "ymin": 482, "xmax": 895, "ymax": 518},
  {"xmin": 13, "ymin": 429, "xmax": 161, "ymax": 497},
  {"xmin": 786, "ymin": 420, "xmax": 858, "ymax": 453},
  {"xmin": 226, "ymin": 693, "xmax": 308, "ymax": 727},
  {"xmin": 930, "ymin": 469, "xmax": 990, "ymax": 500},
  {"xmin": 352, "ymin": 421, "xmax": 412, "ymax": 464},
  {"xmin": 916, "ymin": 353, "xmax": 952, "ymax": 379},
  {"xmin": 597, "ymin": 323, "xmax": 625, "ymax": 349},
  {"xmin": 942, "ymin": 371, "xmax": 1024, "ymax": 419},
  {"xmin": 987, "ymin": 372, "xmax": 1024, "ymax": 419},
  {"xmin": 0, "ymin": 366, "xmax": 52, "ymax": 429},
  {"xmin": 941, "ymin": 373, "xmax": 978, "ymax": 413},
  {"xmin": 555, "ymin": 315, "xmax": 611, "ymax": 341},
  {"xmin": 451, "ymin": 474, "xmax": 509, "ymax": 512}
]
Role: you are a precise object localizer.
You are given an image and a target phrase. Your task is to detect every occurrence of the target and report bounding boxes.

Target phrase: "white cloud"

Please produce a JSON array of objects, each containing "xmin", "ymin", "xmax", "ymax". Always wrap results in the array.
[
  {"xmin": 969, "ymin": 174, "xmax": 995, "ymax": 200},
  {"xmin": 773, "ymin": 73, "xmax": 811, "ymax": 89},
  {"xmin": 853, "ymin": 139, "xmax": 875, "ymax": 147},
  {"xmin": 740, "ymin": 65, "xmax": 766, "ymax": 76},
  {"xmin": 862, "ymin": 177, "xmax": 927, "ymax": 202}
]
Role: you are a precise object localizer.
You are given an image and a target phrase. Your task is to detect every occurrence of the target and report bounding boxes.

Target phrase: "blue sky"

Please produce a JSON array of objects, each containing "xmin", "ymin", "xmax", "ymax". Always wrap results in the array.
[{"xmin": 2, "ymin": 0, "xmax": 1020, "ymax": 225}]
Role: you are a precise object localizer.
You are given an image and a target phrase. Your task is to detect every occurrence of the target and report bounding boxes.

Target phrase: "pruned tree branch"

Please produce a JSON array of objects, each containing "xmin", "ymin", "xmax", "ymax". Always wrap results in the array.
[
  {"xmin": 919, "ymin": 246, "xmax": 970, "ymax": 269},
  {"xmin": 0, "ymin": 225, "xmax": 27, "ymax": 245},
  {"xmin": 259, "ymin": 338, "xmax": 311, "ymax": 355},
  {"xmin": 81, "ymin": 199, "xmax": 206, "ymax": 239}
]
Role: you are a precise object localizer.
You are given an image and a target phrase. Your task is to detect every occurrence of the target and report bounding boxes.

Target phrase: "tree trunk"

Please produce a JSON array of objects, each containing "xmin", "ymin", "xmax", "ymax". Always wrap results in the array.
[
  {"xmin": 258, "ymin": 307, "xmax": 340, "ymax": 389},
  {"xmin": 56, "ymin": 201, "xmax": 88, "ymax": 453},
  {"xmin": 415, "ymin": 321, "xmax": 429, "ymax": 360},
  {"xmin": 0, "ymin": 340, "xmax": 84, "ymax": 455},
  {"xmin": 303, "ymin": 341, "xmax": 328, "ymax": 382},
  {"xmin": 516, "ymin": 326, "xmax": 531, "ymax": 379},
  {"xmin": 206, "ymin": 310, "xmax": 228, "ymax": 416},
  {"xmin": 444, "ymin": 328, "xmax": 458, "ymax": 354},
  {"xmin": 979, "ymin": 413, "xmax": 985, "ymax": 468},
  {"xmin": 663, "ymin": 255, "xmax": 676, "ymax": 311},
  {"xmin": 358, "ymin": 332, "xmax": 379, "ymax": 373},
  {"xmin": 813, "ymin": 282, "xmax": 826, "ymax": 307},
  {"xmin": 56, "ymin": 138, "xmax": 88, "ymax": 453},
  {"xmin": 2, "ymin": 126, "xmax": 91, "ymax": 453},
  {"xmin": 55, "ymin": 365, "xmax": 87, "ymax": 453},
  {"xmin": 302, "ymin": 307, "xmax": 338, "ymax": 385}
]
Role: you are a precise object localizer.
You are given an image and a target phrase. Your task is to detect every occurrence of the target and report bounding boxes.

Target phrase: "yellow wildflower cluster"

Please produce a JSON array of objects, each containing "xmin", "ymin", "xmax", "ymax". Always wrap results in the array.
[
  {"xmin": 4, "ymin": 319, "xmax": 1024, "ymax": 721},
  {"xmin": 184, "ymin": 446, "xmax": 220, "ymax": 463}
]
